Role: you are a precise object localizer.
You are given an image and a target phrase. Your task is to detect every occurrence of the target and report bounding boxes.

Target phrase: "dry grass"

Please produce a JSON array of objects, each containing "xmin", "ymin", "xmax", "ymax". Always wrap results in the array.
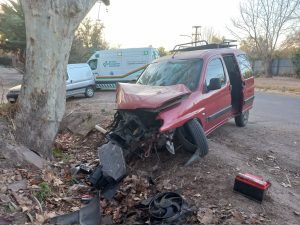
[{"xmin": 255, "ymin": 76, "xmax": 300, "ymax": 94}]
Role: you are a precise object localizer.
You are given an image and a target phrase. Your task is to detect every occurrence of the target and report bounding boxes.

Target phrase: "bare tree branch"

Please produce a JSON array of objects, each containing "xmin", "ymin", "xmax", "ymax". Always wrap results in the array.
[{"xmin": 228, "ymin": 0, "xmax": 300, "ymax": 76}]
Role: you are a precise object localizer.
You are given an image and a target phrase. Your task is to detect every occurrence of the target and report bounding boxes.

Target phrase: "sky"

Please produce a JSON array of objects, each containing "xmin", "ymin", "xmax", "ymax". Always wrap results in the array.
[
  {"xmin": 0, "ymin": 0, "xmax": 242, "ymax": 50},
  {"xmin": 87, "ymin": 0, "xmax": 242, "ymax": 50}
]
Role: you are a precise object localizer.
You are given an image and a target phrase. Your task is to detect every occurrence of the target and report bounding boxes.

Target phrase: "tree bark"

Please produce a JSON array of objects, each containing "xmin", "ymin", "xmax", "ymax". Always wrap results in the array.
[
  {"xmin": 264, "ymin": 57, "xmax": 273, "ymax": 77},
  {"xmin": 15, "ymin": 0, "xmax": 98, "ymax": 159}
]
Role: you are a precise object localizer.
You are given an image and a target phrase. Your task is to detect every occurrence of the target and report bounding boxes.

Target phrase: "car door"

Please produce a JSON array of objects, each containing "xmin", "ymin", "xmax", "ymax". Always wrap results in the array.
[
  {"xmin": 236, "ymin": 54, "xmax": 255, "ymax": 112},
  {"xmin": 202, "ymin": 57, "xmax": 232, "ymax": 133}
]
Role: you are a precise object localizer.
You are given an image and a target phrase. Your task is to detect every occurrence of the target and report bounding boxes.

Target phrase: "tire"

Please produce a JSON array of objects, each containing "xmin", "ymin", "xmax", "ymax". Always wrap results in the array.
[
  {"xmin": 235, "ymin": 110, "xmax": 249, "ymax": 127},
  {"xmin": 85, "ymin": 86, "xmax": 94, "ymax": 98},
  {"xmin": 176, "ymin": 119, "xmax": 208, "ymax": 157}
]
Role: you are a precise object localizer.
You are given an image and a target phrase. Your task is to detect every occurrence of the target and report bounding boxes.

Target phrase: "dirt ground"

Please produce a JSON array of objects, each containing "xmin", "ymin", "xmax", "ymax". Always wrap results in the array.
[
  {"xmin": 255, "ymin": 76, "xmax": 300, "ymax": 95},
  {"xmin": 65, "ymin": 90, "xmax": 300, "ymax": 225},
  {"xmin": 0, "ymin": 68, "xmax": 299, "ymax": 224}
]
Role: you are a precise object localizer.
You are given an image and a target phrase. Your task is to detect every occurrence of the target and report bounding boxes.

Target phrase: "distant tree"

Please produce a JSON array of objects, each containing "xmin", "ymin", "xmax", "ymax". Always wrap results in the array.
[
  {"xmin": 282, "ymin": 31, "xmax": 300, "ymax": 49},
  {"xmin": 291, "ymin": 49, "xmax": 300, "ymax": 76},
  {"xmin": 239, "ymin": 37, "xmax": 267, "ymax": 60},
  {"xmin": 0, "ymin": 0, "xmax": 25, "ymax": 61},
  {"xmin": 229, "ymin": 0, "xmax": 300, "ymax": 77},
  {"xmin": 200, "ymin": 27, "xmax": 224, "ymax": 43},
  {"xmin": 69, "ymin": 18, "xmax": 109, "ymax": 63},
  {"xmin": 157, "ymin": 47, "xmax": 169, "ymax": 57}
]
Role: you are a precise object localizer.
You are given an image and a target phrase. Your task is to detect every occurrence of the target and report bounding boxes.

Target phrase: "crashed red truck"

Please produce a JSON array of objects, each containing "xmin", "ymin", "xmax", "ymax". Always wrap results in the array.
[
  {"xmin": 108, "ymin": 46, "xmax": 255, "ymax": 165},
  {"xmin": 48, "ymin": 44, "xmax": 256, "ymax": 223}
]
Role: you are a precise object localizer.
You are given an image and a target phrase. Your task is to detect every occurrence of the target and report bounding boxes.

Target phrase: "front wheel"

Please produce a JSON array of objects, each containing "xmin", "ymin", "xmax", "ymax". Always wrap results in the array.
[
  {"xmin": 85, "ymin": 86, "xmax": 94, "ymax": 98},
  {"xmin": 235, "ymin": 110, "xmax": 249, "ymax": 127},
  {"xmin": 176, "ymin": 119, "xmax": 208, "ymax": 157}
]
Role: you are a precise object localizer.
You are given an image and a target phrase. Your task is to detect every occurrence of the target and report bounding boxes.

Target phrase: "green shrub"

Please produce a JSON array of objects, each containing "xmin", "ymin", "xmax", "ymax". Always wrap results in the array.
[{"xmin": 34, "ymin": 181, "xmax": 51, "ymax": 202}]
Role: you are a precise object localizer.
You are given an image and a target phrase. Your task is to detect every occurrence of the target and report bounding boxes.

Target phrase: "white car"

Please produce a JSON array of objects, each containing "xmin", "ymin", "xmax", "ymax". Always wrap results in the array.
[{"xmin": 6, "ymin": 63, "xmax": 95, "ymax": 103}]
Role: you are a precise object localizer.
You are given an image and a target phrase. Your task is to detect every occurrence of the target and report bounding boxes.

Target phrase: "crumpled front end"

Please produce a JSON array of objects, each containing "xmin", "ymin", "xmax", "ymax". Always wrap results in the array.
[
  {"xmin": 109, "ymin": 83, "xmax": 192, "ymax": 158},
  {"xmin": 116, "ymin": 83, "xmax": 191, "ymax": 110},
  {"xmin": 108, "ymin": 109, "xmax": 175, "ymax": 157}
]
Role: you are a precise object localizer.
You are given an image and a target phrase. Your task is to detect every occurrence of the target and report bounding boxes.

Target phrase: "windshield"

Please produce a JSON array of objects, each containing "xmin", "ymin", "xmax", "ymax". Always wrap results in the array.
[{"xmin": 137, "ymin": 59, "xmax": 203, "ymax": 91}]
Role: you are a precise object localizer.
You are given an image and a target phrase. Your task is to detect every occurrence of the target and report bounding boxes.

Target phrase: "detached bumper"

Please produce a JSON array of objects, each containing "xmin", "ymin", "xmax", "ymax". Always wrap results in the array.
[{"xmin": 6, "ymin": 92, "xmax": 19, "ymax": 103}]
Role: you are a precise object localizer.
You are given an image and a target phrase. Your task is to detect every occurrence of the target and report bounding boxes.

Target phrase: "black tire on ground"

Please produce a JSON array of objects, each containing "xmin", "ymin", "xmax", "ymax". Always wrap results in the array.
[
  {"xmin": 176, "ymin": 119, "xmax": 208, "ymax": 157},
  {"xmin": 85, "ymin": 86, "xmax": 94, "ymax": 98},
  {"xmin": 235, "ymin": 110, "xmax": 249, "ymax": 127}
]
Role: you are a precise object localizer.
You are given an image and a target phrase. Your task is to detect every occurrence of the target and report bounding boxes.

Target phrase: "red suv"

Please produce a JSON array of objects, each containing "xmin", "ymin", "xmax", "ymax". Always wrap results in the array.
[{"xmin": 109, "ymin": 42, "xmax": 254, "ymax": 165}]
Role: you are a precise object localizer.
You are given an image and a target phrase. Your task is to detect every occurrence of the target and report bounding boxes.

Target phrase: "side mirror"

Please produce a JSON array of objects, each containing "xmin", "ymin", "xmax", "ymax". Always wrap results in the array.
[{"xmin": 208, "ymin": 78, "xmax": 222, "ymax": 91}]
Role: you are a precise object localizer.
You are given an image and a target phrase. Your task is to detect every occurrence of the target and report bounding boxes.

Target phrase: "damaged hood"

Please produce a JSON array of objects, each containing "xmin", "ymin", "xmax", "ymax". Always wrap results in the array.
[{"xmin": 116, "ymin": 83, "xmax": 191, "ymax": 110}]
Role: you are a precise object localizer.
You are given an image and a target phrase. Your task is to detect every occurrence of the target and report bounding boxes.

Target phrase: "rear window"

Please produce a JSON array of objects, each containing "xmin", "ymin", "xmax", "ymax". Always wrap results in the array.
[
  {"xmin": 137, "ymin": 59, "xmax": 203, "ymax": 91},
  {"xmin": 88, "ymin": 59, "xmax": 98, "ymax": 70}
]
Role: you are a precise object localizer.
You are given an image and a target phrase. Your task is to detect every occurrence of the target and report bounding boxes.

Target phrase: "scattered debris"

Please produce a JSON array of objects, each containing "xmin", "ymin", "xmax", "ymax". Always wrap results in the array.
[
  {"xmin": 7, "ymin": 179, "xmax": 27, "ymax": 192},
  {"xmin": 95, "ymin": 124, "xmax": 107, "ymax": 134},
  {"xmin": 147, "ymin": 192, "xmax": 190, "ymax": 224},
  {"xmin": 48, "ymin": 192, "xmax": 101, "ymax": 225},
  {"xmin": 281, "ymin": 174, "xmax": 292, "ymax": 188}
]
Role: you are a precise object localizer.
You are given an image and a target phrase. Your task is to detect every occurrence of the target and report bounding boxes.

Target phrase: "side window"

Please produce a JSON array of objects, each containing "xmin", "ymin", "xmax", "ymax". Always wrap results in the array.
[
  {"xmin": 205, "ymin": 58, "xmax": 226, "ymax": 89},
  {"xmin": 88, "ymin": 59, "xmax": 98, "ymax": 70},
  {"xmin": 237, "ymin": 54, "xmax": 253, "ymax": 78}
]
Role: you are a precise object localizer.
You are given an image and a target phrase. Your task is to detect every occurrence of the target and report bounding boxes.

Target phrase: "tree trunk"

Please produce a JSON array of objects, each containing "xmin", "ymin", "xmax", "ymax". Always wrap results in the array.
[
  {"xmin": 264, "ymin": 57, "xmax": 273, "ymax": 78},
  {"xmin": 16, "ymin": 0, "xmax": 98, "ymax": 159}
]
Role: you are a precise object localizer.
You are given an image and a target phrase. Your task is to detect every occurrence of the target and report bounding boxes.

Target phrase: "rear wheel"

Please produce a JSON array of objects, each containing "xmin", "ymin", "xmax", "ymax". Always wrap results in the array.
[
  {"xmin": 85, "ymin": 86, "xmax": 94, "ymax": 98},
  {"xmin": 176, "ymin": 119, "xmax": 208, "ymax": 157},
  {"xmin": 235, "ymin": 110, "xmax": 249, "ymax": 127}
]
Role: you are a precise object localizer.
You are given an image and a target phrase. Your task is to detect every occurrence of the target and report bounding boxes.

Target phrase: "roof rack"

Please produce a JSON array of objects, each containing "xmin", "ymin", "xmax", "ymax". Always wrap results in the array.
[{"xmin": 172, "ymin": 39, "xmax": 237, "ymax": 54}]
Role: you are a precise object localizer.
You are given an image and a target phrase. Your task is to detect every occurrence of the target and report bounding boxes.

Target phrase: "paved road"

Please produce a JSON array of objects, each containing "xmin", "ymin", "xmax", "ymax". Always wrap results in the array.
[
  {"xmin": 69, "ymin": 90, "xmax": 300, "ymax": 129},
  {"xmin": 0, "ymin": 67, "xmax": 22, "ymax": 103},
  {"xmin": 252, "ymin": 91, "xmax": 300, "ymax": 133}
]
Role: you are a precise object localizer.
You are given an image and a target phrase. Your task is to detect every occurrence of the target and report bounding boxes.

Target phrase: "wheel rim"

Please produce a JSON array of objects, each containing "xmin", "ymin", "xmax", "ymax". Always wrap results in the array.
[
  {"xmin": 243, "ymin": 111, "xmax": 249, "ymax": 123},
  {"xmin": 87, "ymin": 88, "xmax": 93, "ymax": 97}
]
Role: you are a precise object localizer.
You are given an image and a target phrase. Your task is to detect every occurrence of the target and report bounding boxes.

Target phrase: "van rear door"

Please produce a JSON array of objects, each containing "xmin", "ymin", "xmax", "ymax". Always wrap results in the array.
[{"xmin": 236, "ymin": 54, "xmax": 255, "ymax": 112}]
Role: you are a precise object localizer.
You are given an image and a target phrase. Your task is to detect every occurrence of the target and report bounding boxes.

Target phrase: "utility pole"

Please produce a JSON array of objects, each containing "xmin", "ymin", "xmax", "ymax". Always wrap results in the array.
[{"xmin": 192, "ymin": 26, "xmax": 201, "ymax": 46}]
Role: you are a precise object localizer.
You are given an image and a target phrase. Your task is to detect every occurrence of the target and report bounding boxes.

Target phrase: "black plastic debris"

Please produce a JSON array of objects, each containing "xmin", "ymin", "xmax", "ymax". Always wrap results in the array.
[
  {"xmin": 49, "ymin": 141, "xmax": 127, "ymax": 224},
  {"xmin": 97, "ymin": 141, "xmax": 126, "ymax": 181},
  {"xmin": 134, "ymin": 192, "xmax": 190, "ymax": 225},
  {"xmin": 89, "ymin": 165, "xmax": 120, "ymax": 200},
  {"xmin": 88, "ymin": 141, "xmax": 126, "ymax": 200},
  {"xmin": 48, "ymin": 192, "xmax": 101, "ymax": 225}
]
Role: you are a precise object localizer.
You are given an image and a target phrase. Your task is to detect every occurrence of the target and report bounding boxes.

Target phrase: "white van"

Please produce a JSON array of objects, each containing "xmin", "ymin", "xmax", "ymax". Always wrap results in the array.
[
  {"xmin": 66, "ymin": 63, "xmax": 95, "ymax": 98},
  {"xmin": 87, "ymin": 48, "xmax": 160, "ymax": 90},
  {"xmin": 6, "ymin": 63, "xmax": 95, "ymax": 103}
]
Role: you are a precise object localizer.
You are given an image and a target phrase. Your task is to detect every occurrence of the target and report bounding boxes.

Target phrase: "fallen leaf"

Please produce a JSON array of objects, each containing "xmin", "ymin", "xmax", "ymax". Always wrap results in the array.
[{"xmin": 35, "ymin": 214, "xmax": 45, "ymax": 223}]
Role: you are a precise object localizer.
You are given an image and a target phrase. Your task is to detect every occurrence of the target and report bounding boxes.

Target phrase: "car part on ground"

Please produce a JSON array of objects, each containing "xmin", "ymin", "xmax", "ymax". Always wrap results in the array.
[
  {"xmin": 234, "ymin": 173, "xmax": 271, "ymax": 202},
  {"xmin": 48, "ymin": 192, "xmax": 101, "ymax": 225},
  {"xmin": 88, "ymin": 141, "xmax": 126, "ymax": 200},
  {"xmin": 49, "ymin": 142, "xmax": 127, "ymax": 224},
  {"xmin": 135, "ymin": 192, "xmax": 190, "ymax": 225}
]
